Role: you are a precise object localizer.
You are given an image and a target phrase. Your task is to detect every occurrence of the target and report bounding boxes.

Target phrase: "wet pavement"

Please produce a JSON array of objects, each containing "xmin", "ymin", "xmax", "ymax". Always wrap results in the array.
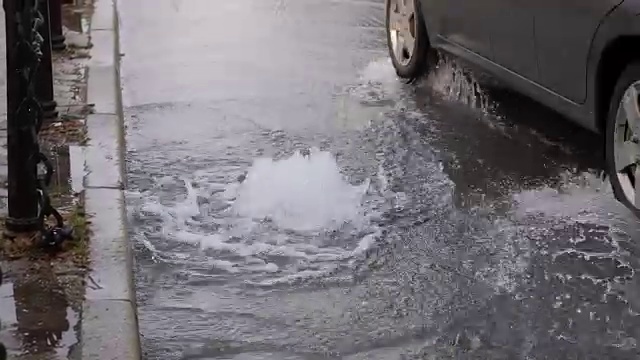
[
  {"xmin": 0, "ymin": 0, "xmax": 95, "ymax": 358},
  {"xmin": 122, "ymin": 0, "xmax": 640, "ymax": 359}
]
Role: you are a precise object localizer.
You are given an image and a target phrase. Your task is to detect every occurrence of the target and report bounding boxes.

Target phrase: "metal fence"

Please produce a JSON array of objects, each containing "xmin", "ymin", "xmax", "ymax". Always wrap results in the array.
[
  {"xmin": 1, "ymin": 0, "xmax": 72, "ymax": 356},
  {"xmin": 3, "ymin": 0, "xmax": 71, "ymax": 244}
]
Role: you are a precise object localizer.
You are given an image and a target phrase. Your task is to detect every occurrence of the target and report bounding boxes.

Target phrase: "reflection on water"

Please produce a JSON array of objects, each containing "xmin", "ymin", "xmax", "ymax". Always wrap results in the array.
[
  {"xmin": 0, "ymin": 262, "xmax": 80, "ymax": 358},
  {"xmin": 14, "ymin": 271, "xmax": 70, "ymax": 356},
  {"xmin": 61, "ymin": 0, "xmax": 91, "ymax": 34}
]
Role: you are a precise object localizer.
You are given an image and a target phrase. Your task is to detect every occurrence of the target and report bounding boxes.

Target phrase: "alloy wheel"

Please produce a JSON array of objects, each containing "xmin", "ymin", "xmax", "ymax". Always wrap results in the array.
[
  {"xmin": 388, "ymin": 0, "xmax": 416, "ymax": 66},
  {"xmin": 613, "ymin": 81, "xmax": 640, "ymax": 208}
]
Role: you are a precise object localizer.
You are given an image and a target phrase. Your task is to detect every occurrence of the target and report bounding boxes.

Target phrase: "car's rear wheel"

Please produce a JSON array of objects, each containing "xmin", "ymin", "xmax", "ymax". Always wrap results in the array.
[
  {"xmin": 606, "ymin": 63, "xmax": 640, "ymax": 216},
  {"xmin": 385, "ymin": 0, "xmax": 433, "ymax": 80}
]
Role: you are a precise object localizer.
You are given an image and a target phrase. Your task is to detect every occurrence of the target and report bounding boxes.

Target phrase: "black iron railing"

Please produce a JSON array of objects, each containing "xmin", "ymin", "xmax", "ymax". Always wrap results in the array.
[{"xmin": 3, "ymin": 0, "xmax": 72, "ymax": 243}]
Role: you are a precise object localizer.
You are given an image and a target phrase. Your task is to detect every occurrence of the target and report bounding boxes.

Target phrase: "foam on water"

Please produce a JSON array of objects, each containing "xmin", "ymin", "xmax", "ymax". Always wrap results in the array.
[
  {"xmin": 359, "ymin": 57, "xmax": 400, "ymax": 86},
  {"xmin": 131, "ymin": 147, "xmax": 386, "ymax": 285},
  {"xmin": 509, "ymin": 170, "xmax": 640, "ymax": 313},
  {"xmin": 334, "ymin": 58, "xmax": 401, "ymax": 130},
  {"xmin": 512, "ymin": 171, "xmax": 626, "ymax": 223},
  {"xmin": 231, "ymin": 149, "xmax": 370, "ymax": 232}
]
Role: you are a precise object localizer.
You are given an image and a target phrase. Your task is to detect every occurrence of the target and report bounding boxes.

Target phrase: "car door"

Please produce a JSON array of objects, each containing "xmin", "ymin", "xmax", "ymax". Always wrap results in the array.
[
  {"xmin": 534, "ymin": 0, "xmax": 624, "ymax": 104},
  {"xmin": 436, "ymin": 0, "xmax": 494, "ymax": 60},
  {"xmin": 489, "ymin": 1, "xmax": 539, "ymax": 81}
]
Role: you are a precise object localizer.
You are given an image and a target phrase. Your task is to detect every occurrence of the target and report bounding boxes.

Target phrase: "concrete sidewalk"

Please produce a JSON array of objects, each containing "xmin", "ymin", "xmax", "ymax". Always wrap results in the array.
[{"xmin": 0, "ymin": 0, "xmax": 140, "ymax": 358}]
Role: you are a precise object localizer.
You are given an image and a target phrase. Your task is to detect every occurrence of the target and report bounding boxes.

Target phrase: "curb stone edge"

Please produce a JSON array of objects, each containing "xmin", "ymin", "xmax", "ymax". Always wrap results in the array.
[{"xmin": 82, "ymin": 0, "xmax": 141, "ymax": 358}]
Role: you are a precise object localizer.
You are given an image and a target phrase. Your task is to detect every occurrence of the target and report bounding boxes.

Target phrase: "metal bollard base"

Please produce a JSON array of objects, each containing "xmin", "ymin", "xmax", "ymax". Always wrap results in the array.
[
  {"xmin": 5, "ymin": 216, "xmax": 41, "ymax": 233},
  {"xmin": 41, "ymin": 100, "xmax": 59, "ymax": 120},
  {"xmin": 51, "ymin": 35, "xmax": 66, "ymax": 51}
]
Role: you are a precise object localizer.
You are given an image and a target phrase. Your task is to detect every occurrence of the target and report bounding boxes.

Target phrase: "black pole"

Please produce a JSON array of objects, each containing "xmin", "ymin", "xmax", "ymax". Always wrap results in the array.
[
  {"xmin": 49, "ymin": 0, "xmax": 65, "ymax": 51},
  {"xmin": 4, "ymin": 0, "xmax": 42, "ymax": 232},
  {"xmin": 37, "ymin": 0, "xmax": 58, "ymax": 120}
]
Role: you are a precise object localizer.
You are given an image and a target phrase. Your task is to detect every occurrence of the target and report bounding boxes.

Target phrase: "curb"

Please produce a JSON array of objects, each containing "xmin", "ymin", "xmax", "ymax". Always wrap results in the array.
[{"xmin": 81, "ymin": 0, "xmax": 141, "ymax": 358}]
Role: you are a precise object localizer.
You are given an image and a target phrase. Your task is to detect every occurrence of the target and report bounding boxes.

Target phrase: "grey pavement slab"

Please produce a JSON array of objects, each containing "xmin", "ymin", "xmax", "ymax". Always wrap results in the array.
[
  {"xmin": 84, "ymin": 187, "xmax": 133, "ymax": 302},
  {"xmin": 84, "ymin": 114, "xmax": 124, "ymax": 189},
  {"xmin": 79, "ymin": 299, "xmax": 141, "ymax": 360}
]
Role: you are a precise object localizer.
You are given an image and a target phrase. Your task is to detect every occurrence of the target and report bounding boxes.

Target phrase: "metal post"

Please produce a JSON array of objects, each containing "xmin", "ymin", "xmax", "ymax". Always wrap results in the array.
[
  {"xmin": 49, "ymin": 0, "xmax": 65, "ymax": 51},
  {"xmin": 37, "ymin": 0, "xmax": 58, "ymax": 120},
  {"xmin": 4, "ymin": 0, "xmax": 43, "ymax": 232}
]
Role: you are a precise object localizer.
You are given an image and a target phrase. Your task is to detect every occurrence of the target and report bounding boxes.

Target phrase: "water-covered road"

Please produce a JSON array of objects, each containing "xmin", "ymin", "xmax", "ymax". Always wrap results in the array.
[{"xmin": 120, "ymin": 0, "xmax": 640, "ymax": 358}]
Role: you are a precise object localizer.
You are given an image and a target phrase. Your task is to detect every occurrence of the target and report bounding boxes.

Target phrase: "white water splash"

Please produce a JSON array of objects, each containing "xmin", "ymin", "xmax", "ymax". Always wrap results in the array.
[
  {"xmin": 359, "ymin": 58, "xmax": 401, "ymax": 87},
  {"xmin": 512, "ymin": 171, "xmax": 627, "ymax": 223},
  {"xmin": 131, "ymin": 148, "xmax": 387, "ymax": 284},
  {"xmin": 427, "ymin": 59, "xmax": 491, "ymax": 114},
  {"xmin": 232, "ymin": 148, "xmax": 370, "ymax": 232}
]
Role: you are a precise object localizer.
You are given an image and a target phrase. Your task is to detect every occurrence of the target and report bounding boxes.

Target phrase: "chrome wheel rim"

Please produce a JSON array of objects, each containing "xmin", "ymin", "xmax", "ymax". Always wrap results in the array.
[
  {"xmin": 388, "ymin": 0, "xmax": 416, "ymax": 66},
  {"xmin": 614, "ymin": 81, "xmax": 640, "ymax": 208}
]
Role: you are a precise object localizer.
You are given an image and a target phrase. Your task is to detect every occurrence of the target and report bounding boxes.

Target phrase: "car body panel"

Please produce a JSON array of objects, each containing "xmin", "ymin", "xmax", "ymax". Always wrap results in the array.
[
  {"xmin": 436, "ymin": 1, "xmax": 494, "ymax": 59},
  {"xmin": 418, "ymin": 0, "xmax": 640, "ymax": 133},
  {"xmin": 491, "ymin": 1, "xmax": 538, "ymax": 81},
  {"xmin": 584, "ymin": 3, "xmax": 640, "ymax": 127},
  {"xmin": 418, "ymin": 0, "xmax": 443, "ymax": 46},
  {"xmin": 436, "ymin": 36, "xmax": 598, "ymax": 131},
  {"xmin": 534, "ymin": 0, "xmax": 624, "ymax": 104}
]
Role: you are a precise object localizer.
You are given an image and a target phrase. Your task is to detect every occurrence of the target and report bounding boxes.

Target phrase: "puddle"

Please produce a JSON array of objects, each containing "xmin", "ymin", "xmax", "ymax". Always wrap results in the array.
[
  {"xmin": 45, "ymin": 146, "xmax": 73, "ymax": 196},
  {"xmin": 62, "ymin": 0, "xmax": 93, "ymax": 34},
  {"xmin": 68, "ymin": 146, "xmax": 85, "ymax": 194},
  {"xmin": 40, "ymin": 144, "xmax": 85, "ymax": 209},
  {"xmin": 0, "ymin": 262, "xmax": 82, "ymax": 358}
]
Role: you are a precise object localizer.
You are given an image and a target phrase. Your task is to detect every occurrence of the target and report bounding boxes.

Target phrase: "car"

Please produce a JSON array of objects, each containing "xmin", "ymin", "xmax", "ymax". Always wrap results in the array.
[{"xmin": 385, "ymin": 0, "xmax": 640, "ymax": 216}]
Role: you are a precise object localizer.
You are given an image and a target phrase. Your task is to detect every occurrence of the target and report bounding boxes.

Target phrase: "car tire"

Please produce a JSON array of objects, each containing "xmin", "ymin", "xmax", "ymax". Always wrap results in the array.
[
  {"xmin": 605, "ymin": 62, "xmax": 640, "ymax": 216},
  {"xmin": 385, "ymin": 0, "xmax": 434, "ymax": 81}
]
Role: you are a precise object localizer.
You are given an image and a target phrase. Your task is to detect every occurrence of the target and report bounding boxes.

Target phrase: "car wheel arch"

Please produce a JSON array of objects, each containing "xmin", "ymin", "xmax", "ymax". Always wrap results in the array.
[
  {"xmin": 593, "ymin": 36, "xmax": 640, "ymax": 133},
  {"xmin": 588, "ymin": 2, "xmax": 640, "ymax": 133}
]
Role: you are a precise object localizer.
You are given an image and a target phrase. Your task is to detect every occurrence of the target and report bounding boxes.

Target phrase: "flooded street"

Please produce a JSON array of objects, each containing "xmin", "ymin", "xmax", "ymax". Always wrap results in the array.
[{"xmin": 121, "ymin": 0, "xmax": 640, "ymax": 359}]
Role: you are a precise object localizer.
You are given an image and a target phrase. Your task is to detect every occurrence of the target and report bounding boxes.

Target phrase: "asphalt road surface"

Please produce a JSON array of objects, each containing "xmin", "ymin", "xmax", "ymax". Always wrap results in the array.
[{"xmin": 120, "ymin": 0, "xmax": 640, "ymax": 359}]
